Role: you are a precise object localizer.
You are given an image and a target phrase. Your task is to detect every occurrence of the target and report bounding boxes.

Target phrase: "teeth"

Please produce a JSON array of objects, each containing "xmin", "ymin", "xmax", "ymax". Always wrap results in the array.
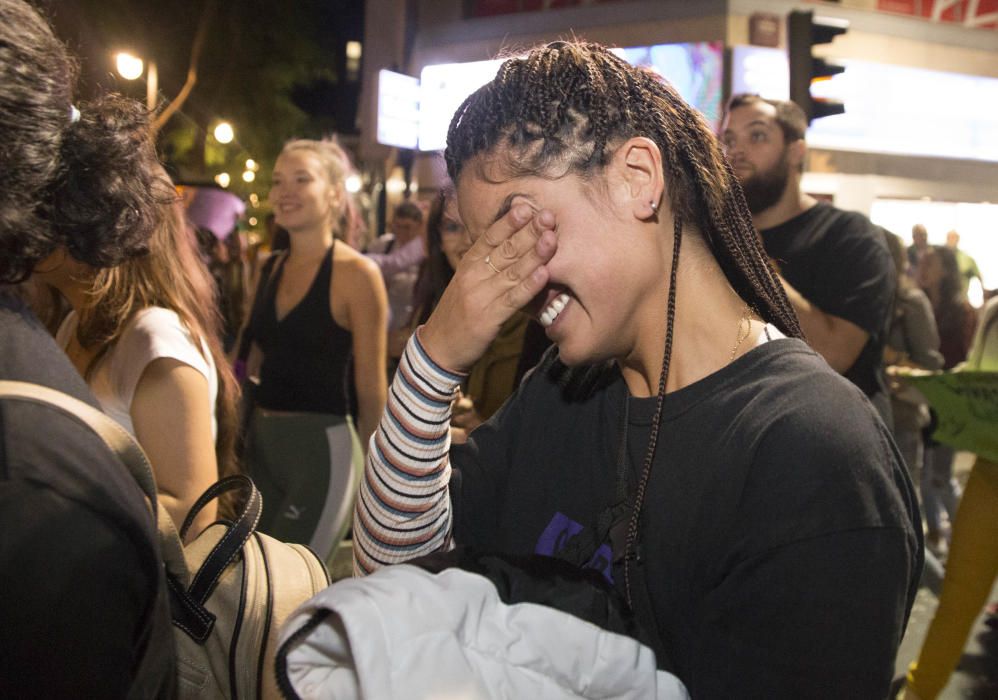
[{"xmin": 539, "ymin": 293, "xmax": 570, "ymax": 328}]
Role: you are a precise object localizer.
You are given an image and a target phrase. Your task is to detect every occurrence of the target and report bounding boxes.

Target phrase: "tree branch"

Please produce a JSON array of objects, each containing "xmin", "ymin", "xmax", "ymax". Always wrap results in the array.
[{"xmin": 151, "ymin": 0, "xmax": 217, "ymax": 135}]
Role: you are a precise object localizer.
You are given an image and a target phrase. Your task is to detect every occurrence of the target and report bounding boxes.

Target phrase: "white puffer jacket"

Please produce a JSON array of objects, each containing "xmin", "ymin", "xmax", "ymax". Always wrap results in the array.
[{"xmin": 277, "ymin": 564, "xmax": 688, "ymax": 700}]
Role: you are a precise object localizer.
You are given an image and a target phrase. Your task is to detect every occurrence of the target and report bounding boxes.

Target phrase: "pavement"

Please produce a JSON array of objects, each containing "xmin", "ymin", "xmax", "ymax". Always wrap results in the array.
[{"xmin": 892, "ymin": 451, "xmax": 998, "ymax": 699}]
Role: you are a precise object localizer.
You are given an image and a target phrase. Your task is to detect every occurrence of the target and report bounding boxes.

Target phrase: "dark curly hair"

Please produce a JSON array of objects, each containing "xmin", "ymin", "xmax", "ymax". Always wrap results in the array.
[
  {"xmin": 0, "ymin": 0, "xmax": 170, "ymax": 284},
  {"xmin": 444, "ymin": 41, "xmax": 803, "ymax": 605}
]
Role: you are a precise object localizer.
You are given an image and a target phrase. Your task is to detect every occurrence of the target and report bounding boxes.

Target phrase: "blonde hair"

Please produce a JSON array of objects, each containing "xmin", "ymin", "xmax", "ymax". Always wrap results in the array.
[{"xmin": 279, "ymin": 138, "xmax": 366, "ymax": 246}]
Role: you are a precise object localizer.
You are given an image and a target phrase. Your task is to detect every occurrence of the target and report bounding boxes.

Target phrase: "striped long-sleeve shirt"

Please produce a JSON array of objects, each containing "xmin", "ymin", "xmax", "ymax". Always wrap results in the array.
[{"xmin": 353, "ymin": 329, "xmax": 465, "ymax": 575}]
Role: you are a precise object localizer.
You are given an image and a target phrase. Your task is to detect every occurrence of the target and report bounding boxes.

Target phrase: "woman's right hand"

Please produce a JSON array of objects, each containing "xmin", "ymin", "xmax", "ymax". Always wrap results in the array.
[{"xmin": 419, "ymin": 205, "xmax": 557, "ymax": 373}]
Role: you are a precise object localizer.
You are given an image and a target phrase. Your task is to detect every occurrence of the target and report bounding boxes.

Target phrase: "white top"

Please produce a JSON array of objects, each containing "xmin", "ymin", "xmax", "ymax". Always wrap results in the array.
[{"xmin": 57, "ymin": 306, "xmax": 218, "ymax": 440}]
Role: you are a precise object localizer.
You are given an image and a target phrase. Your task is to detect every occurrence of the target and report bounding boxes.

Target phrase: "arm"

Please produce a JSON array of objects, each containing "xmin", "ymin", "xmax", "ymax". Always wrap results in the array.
[
  {"xmin": 365, "ymin": 237, "xmax": 427, "ymax": 279},
  {"xmin": 691, "ymin": 528, "xmax": 915, "ymax": 698},
  {"xmin": 342, "ymin": 256, "xmax": 389, "ymax": 445},
  {"xmin": 353, "ymin": 203, "xmax": 557, "ymax": 574},
  {"xmin": 131, "ymin": 358, "xmax": 219, "ymax": 538},
  {"xmin": 689, "ymin": 393, "xmax": 920, "ymax": 696},
  {"xmin": 352, "ymin": 330, "xmax": 464, "ymax": 575},
  {"xmin": 780, "ymin": 276, "xmax": 869, "ymax": 372}
]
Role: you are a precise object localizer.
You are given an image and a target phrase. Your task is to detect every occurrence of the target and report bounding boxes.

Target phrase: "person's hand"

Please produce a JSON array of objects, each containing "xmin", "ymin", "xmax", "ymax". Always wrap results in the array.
[{"xmin": 420, "ymin": 205, "xmax": 557, "ymax": 372}]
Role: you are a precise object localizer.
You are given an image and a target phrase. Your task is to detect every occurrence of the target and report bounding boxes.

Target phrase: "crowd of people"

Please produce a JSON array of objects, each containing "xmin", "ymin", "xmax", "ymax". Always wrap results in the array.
[{"xmin": 1, "ymin": 0, "xmax": 995, "ymax": 697}]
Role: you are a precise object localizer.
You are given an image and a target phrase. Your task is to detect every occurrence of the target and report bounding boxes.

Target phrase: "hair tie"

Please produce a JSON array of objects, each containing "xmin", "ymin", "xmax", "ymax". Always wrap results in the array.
[{"xmin": 69, "ymin": 105, "xmax": 81, "ymax": 124}]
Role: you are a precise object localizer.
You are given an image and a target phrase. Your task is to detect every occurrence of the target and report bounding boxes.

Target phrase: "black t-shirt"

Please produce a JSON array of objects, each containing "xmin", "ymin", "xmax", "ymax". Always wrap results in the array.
[
  {"xmin": 760, "ymin": 203, "xmax": 895, "ymax": 414},
  {"xmin": 0, "ymin": 293, "xmax": 175, "ymax": 698},
  {"xmin": 451, "ymin": 339, "xmax": 922, "ymax": 698}
]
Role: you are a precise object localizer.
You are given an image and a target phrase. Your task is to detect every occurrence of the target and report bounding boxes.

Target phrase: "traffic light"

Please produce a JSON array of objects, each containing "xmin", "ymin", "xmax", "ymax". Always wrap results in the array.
[{"xmin": 788, "ymin": 9, "xmax": 848, "ymax": 124}]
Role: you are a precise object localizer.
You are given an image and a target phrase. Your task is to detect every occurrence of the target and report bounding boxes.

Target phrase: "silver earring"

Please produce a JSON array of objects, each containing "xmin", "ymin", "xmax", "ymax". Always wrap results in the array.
[{"xmin": 649, "ymin": 200, "xmax": 658, "ymax": 214}]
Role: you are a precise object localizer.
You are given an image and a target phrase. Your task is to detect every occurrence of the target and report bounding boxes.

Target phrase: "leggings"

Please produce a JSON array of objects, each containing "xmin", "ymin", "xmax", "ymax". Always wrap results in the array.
[
  {"xmin": 907, "ymin": 457, "xmax": 998, "ymax": 699},
  {"xmin": 247, "ymin": 409, "xmax": 363, "ymax": 564}
]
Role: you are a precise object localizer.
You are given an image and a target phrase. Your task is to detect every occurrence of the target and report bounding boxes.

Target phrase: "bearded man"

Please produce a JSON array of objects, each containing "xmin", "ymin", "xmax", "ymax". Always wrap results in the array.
[{"xmin": 722, "ymin": 94, "xmax": 895, "ymax": 426}]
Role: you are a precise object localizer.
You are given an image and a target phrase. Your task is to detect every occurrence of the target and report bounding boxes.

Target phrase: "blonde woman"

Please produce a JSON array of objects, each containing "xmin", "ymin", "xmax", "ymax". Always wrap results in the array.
[
  {"xmin": 41, "ymin": 195, "xmax": 238, "ymax": 538},
  {"xmin": 240, "ymin": 138, "xmax": 387, "ymax": 558}
]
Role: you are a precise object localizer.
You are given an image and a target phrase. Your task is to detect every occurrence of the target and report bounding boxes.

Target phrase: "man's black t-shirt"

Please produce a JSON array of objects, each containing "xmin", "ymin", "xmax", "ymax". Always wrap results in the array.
[
  {"xmin": 760, "ymin": 203, "xmax": 895, "ymax": 420},
  {"xmin": 451, "ymin": 339, "xmax": 922, "ymax": 698}
]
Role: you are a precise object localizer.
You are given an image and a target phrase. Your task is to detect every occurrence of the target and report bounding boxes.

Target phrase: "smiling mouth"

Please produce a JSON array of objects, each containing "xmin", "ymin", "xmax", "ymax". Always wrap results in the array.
[{"xmin": 538, "ymin": 292, "xmax": 571, "ymax": 328}]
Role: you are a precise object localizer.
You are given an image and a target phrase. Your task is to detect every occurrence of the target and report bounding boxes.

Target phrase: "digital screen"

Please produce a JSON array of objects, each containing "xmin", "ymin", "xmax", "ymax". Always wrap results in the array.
[
  {"xmin": 611, "ymin": 42, "xmax": 724, "ymax": 130},
  {"xmin": 417, "ymin": 42, "xmax": 724, "ymax": 151},
  {"xmin": 418, "ymin": 59, "xmax": 505, "ymax": 152},
  {"xmin": 730, "ymin": 45, "xmax": 789, "ymax": 101},
  {"xmin": 376, "ymin": 69, "xmax": 421, "ymax": 150},
  {"xmin": 730, "ymin": 46, "xmax": 998, "ymax": 163}
]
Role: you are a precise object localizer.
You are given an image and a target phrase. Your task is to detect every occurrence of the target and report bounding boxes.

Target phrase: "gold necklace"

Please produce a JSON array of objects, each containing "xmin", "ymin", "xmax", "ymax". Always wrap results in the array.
[{"xmin": 730, "ymin": 305, "xmax": 753, "ymax": 361}]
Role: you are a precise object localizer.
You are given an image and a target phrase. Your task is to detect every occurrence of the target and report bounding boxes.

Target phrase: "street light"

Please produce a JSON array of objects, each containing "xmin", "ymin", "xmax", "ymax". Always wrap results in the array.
[
  {"xmin": 114, "ymin": 51, "xmax": 158, "ymax": 111},
  {"xmin": 116, "ymin": 52, "xmax": 143, "ymax": 80},
  {"xmin": 213, "ymin": 121, "xmax": 234, "ymax": 144}
]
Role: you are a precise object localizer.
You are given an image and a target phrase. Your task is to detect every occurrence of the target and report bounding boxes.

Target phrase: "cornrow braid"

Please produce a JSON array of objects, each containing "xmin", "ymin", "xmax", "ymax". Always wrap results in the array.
[{"xmin": 445, "ymin": 41, "xmax": 802, "ymax": 339}]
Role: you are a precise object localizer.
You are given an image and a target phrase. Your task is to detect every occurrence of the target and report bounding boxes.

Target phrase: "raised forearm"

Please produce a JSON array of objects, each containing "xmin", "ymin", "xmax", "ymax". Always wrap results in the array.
[{"xmin": 352, "ymin": 330, "xmax": 464, "ymax": 575}]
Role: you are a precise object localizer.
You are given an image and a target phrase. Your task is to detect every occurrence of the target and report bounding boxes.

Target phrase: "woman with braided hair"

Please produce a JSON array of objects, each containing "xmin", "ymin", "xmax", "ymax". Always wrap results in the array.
[{"xmin": 352, "ymin": 42, "xmax": 921, "ymax": 696}]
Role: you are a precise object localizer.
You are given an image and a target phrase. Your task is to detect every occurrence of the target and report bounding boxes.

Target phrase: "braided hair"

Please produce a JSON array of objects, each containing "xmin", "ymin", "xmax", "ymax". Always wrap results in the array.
[
  {"xmin": 444, "ymin": 41, "xmax": 803, "ymax": 605},
  {"xmin": 446, "ymin": 41, "xmax": 800, "ymax": 339}
]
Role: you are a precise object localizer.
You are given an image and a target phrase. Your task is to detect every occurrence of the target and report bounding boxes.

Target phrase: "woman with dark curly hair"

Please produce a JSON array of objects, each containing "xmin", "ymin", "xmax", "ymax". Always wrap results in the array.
[
  {"xmin": 352, "ymin": 41, "xmax": 922, "ymax": 696},
  {"xmin": 0, "ymin": 0, "xmax": 174, "ymax": 695}
]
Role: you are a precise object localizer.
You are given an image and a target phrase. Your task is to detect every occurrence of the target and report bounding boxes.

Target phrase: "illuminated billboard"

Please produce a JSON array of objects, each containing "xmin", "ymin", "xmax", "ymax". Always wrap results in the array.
[
  {"xmin": 376, "ymin": 69, "xmax": 421, "ymax": 150},
  {"xmin": 731, "ymin": 46, "xmax": 998, "ymax": 162},
  {"xmin": 413, "ymin": 42, "xmax": 724, "ymax": 152}
]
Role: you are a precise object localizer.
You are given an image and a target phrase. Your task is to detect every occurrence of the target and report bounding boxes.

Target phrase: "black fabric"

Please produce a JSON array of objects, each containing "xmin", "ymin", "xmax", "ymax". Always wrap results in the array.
[
  {"xmin": 249, "ymin": 245, "xmax": 353, "ymax": 414},
  {"xmin": 412, "ymin": 547, "xmax": 668, "ymax": 666},
  {"xmin": 237, "ymin": 252, "xmax": 282, "ymax": 364},
  {"xmin": 0, "ymin": 292, "xmax": 175, "ymax": 698},
  {"xmin": 760, "ymin": 203, "xmax": 895, "ymax": 420},
  {"xmin": 449, "ymin": 338, "xmax": 922, "ymax": 698}
]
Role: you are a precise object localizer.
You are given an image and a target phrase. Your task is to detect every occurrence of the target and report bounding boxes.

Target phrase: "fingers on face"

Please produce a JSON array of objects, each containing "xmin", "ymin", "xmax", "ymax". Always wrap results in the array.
[
  {"xmin": 498, "ymin": 227, "xmax": 557, "ymax": 310},
  {"xmin": 462, "ymin": 203, "xmax": 557, "ymax": 313},
  {"xmin": 472, "ymin": 203, "xmax": 535, "ymax": 256}
]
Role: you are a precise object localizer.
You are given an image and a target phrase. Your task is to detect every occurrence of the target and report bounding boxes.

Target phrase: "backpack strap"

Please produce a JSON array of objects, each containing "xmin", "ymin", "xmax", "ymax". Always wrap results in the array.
[
  {"xmin": 0, "ymin": 379, "xmax": 182, "ymax": 691},
  {"xmin": 0, "ymin": 380, "xmax": 158, "ymax": 508},
  {"xmin": 0, "ymin": 380, "xmax": 249, "ymax": 639},
  {"xmin": 182, "ymin": 475, "xmax": 261, "ymax": 604}
]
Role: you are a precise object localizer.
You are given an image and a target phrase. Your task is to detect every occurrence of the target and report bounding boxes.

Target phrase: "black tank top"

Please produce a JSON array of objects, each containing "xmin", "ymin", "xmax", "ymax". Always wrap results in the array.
[{"xmin": 251, "ymin": 245, "xmax": 353, "ymax": 414}]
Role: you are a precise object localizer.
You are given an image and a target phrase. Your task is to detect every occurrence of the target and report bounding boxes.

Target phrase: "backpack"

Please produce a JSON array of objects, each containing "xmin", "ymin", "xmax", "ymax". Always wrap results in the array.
[{"xmin": 0, "ymin": 380, "xmax": 331, "ymax": 699}]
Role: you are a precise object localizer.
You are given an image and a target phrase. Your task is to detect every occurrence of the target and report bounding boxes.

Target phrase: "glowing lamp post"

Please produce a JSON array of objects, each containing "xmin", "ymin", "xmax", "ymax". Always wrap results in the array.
[
  {"xmin": 114, "ymin": 51, "xmax": 158, "ymax": 111},
  {"xmin": 213, "ymin": 121, "xmax": 234, "ymax": 144}
]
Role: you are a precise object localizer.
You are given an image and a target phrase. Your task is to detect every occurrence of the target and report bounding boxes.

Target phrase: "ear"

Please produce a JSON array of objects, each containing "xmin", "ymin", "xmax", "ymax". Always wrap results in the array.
[
  {"xmin": 328, "ymin": 184, "xmax": 344, "ymax": 210},
  {"xmin": 786, "ymin": 138, "xmax": 807, "ymax": 171},
  {"xmin": 608, "ymin": 136, "xmax": 665, "ymax": 221}
]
